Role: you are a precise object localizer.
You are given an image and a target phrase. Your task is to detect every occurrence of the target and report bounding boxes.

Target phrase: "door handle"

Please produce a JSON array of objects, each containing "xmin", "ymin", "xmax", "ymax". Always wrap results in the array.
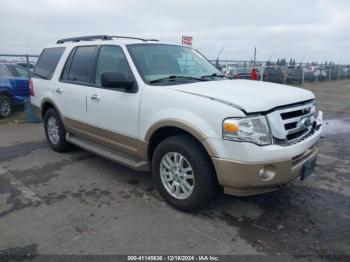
[
  {"xmin": 55, "ymin": 87, "xmax": 63, "ymax": 94},
  {"xmin": 90, "ymin": 94, "xmax": 101, "ymax": 102}
]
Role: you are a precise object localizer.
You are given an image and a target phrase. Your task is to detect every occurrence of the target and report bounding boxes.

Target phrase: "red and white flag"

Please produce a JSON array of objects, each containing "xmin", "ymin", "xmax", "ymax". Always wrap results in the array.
[{"xmin": 182, "ymin": 36, "xmax": 193, "ymax": 47}]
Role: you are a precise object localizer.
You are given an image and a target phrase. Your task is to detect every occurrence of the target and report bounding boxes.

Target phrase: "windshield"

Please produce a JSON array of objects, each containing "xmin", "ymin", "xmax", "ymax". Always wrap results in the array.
[{"xmin": 127, "ymin": 44, "xmax": 223, "ymax": 85}]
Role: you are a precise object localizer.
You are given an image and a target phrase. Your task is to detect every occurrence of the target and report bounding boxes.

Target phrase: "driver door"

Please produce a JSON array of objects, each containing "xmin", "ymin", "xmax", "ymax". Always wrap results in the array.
[{"xmin": 85, "ymin": 45, "xmax": 141, "ymax": 157}]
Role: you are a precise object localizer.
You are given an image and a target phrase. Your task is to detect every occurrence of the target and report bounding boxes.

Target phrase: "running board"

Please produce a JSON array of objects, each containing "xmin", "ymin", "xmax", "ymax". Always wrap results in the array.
[{"xmin": 66, "ymin": 133, "xmax": 150, "ymax": 172}]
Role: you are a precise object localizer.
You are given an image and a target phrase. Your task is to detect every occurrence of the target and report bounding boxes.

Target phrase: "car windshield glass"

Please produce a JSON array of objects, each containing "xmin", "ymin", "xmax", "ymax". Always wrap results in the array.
[{"xmin": 127, "ymin": 44, "xmax": 223, "ymax": 85}]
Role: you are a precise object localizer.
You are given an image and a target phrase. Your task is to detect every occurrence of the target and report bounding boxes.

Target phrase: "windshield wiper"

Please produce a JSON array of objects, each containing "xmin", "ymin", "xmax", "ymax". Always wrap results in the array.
[
  {"xmin": 201, "ymin": 73, "xmax": 226, "ymax": 79},
  {"xmin": 149, "ymin": 75, "xmax": 208, "ymax": 84}
]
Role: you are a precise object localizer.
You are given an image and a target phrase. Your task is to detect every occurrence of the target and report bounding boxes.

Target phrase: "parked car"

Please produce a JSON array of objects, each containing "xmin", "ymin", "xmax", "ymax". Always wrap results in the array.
[
  {"xmin": 303, "ymin": 68, "xmax": 316, "ymax": 82},
  {"xmin": 31, "ymin": 35, "xmax": 322, "ymax": 211},
  {"xmin": 324, "ymin": 68, "xmax": 340, "ymax": 80},
  {"xmin": 263, "ymin": 66, "xmax": 284, "ymax": 83},
  {"xmin": 0, "ymin": 63, "xmax": 30, "ymax": 118},
  {"xmin": 228, "ymin": 66, "xmax": 252, "ymax": 79},
  {"xmin": 15, "ymin": 62, "xmax": 35, "ymax": 72},
  {"xmin": 312, "ymin": 69, "xmax": 327, "ymax": 82},
  {"xmin": 286, "ymin": 66, "xmax": 303, "ymax": 84},
  {"xmin": 318, "ymin": 70, "xmax": 328, "ymax": 81}
]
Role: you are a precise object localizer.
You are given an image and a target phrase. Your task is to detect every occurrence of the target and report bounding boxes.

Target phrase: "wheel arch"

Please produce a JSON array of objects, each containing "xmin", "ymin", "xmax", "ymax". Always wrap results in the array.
[
  {"xmin": 145, "ymin": 120, "xmax": 218, "ymax": 162},
  {"xmin": 0, "ymin": 89, "xmax": 13, "ymax": 101},
  {"xmin": 40, "ymin": 98, "xmax": 64, "ymax": 122}
]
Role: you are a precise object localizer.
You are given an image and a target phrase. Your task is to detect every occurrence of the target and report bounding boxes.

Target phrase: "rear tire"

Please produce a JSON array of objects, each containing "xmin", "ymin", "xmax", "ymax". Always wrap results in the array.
[
  {"xmin": 152, "ymin": 134, "xmax": 220, "ymax": 211},
  {"xmin": 0, "ymin": 95, "xmax": 12, "ymax": 119},
  {"xmin": 44, "ymin": 108, "xmax": 71, "ymax": 152}
]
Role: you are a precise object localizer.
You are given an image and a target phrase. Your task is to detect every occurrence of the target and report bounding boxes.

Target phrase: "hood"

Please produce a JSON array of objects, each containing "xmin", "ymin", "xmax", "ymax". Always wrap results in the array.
[{"xmin": 169, "ymin": 79, "xmax": 314, "ymax": 113}]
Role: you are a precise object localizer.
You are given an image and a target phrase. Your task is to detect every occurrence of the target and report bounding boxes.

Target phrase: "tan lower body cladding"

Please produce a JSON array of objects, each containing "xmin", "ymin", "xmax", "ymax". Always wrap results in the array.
[
  {"xmin": 63, "ymin": 118, "xmax": 149, "ymax": 161},
  {"xmin": 212, "ymin": 145, "xmax": 318, "ymax": 196}
]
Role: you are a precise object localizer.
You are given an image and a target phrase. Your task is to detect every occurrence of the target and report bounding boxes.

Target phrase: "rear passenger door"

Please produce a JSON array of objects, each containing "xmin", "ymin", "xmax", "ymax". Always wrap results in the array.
[
  {"xmin": 85, "ymin": 45, "xmax": 141, "ymax": 157},
  {"xmin": 58, "ymin": 46, "xmax": 97, "ymax": 127}
]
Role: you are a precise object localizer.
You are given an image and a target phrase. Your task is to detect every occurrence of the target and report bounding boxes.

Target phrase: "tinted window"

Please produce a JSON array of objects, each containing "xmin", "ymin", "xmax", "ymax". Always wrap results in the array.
[
  {"xmin": 0, "ymin": 65, "xmax": 12, "ymax": 77},
  {"xmin": 33, "ymin": 47, "xmax": 65, "ymax": 80},
  {"xmin": 9, "ymin": 65, "xmax": 29, "ymax": 78},
  {"xmin": 16, "ymin": 63, "xmax": 35, "ymax": 69},
  {"xmin": 68, "ymin": 46, "xmax": 96, "ymax": 83},
  {"xmin": 95, "ymin": 46, "xmax": 133, "ymax": 86}
]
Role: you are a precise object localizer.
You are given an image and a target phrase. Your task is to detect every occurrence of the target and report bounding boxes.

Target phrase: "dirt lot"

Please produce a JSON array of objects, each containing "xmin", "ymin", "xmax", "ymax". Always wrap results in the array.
[{"xmin": 0, "ymin": 80, "xmax": 349, "ymax": 257}]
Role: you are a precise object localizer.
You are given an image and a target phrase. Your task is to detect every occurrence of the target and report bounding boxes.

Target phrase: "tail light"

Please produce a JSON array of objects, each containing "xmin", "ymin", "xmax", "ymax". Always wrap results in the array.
[{"xmin": 29, "ymin": 79, "xmax": 34, "ymax": 96}]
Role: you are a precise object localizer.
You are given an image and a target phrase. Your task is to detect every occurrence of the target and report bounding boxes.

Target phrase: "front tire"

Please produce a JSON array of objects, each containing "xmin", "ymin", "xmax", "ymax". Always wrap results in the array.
[
  {"xmin": 0, "ymin": 95, "xmax": 12, "ymax": 119},
  {"xmin": 152, "ymin": 135, "xmax": 220, "ymax": 211},
  {"xmin": 44, "ymin": 108, "xmax": 71, "ymax": 152}
]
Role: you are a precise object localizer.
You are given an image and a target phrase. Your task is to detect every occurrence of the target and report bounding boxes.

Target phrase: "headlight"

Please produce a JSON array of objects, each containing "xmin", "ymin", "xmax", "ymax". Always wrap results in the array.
[{"xmin": 223, "ymin": 116, "xmax": 271, "ymax": 145}]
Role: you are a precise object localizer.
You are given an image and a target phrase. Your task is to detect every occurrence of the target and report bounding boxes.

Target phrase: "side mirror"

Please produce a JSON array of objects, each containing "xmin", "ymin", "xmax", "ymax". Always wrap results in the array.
[{"xmin": 101, "ymin": 72, "xmax": 135, "ymax": 91}]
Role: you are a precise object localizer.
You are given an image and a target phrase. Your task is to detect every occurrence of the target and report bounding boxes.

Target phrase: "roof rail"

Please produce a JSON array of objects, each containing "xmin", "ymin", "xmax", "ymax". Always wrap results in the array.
[
  {"xmin": 56, "ymin": 35, "xmax": 159, "ymax": 44},
  {"xmin": 109, "ymin": 36, "xmax": 159, "ymax": 42},
  {"xmin": 56, "ymin": 35, "xmax": 112, "ymax": 44}
]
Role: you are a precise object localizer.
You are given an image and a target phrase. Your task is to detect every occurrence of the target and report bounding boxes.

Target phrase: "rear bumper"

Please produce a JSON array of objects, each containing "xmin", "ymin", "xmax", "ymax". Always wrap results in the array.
[
  {"xmin": 212, "ymin": 144, "xmax": 318, "ymax": 196},
  {"xmin": 11, "ymin": 96, "xmax": 27, "ymax": 106}
]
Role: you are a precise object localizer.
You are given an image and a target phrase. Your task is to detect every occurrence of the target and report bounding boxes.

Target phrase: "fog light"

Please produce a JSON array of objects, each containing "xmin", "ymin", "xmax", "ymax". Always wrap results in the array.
[{"xmin": 258, "ymin": 165, "xmax": 276, "ymax": 181}]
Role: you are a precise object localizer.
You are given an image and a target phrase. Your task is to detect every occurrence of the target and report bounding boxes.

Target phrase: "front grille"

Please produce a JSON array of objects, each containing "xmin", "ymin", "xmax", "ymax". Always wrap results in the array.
[
  {"xmin": 286, "ymin": 128, "xmax": 309, "ymax": 141},
  {"xmin": 281, "ymin": 108, "xmax": 311, "ymax": 120},
  {"xmin": 267, "ymin": 100, "xmax": 317, "ymax": 145},
  {"xmin": 284, "ymin": 122, "xmax": 297, "ymax": 130}
]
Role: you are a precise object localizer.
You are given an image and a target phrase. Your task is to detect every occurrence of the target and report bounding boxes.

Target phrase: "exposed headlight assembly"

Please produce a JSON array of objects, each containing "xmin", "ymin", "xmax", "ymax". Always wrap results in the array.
[{"xmin": 223, "ymin": 116, "xmax": 271, "ymax": 145}]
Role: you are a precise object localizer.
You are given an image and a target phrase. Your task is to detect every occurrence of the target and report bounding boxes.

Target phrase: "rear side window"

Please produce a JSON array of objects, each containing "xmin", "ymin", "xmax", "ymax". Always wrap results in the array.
[
  {"xmin": 33, "ymin": 47, "xmax": 65, "ymax": 80},
  {"xmin": 0, "ymin": 65, "xmax": 13, "ymax": 77},
  {"xmin": 65, "ymin": 46, "xmax": 96, "ymax": 83}
]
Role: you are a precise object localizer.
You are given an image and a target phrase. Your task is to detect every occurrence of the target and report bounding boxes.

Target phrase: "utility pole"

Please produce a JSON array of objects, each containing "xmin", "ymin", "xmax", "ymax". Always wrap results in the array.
[
  {"xmin": 215, "ymin": 45, "xmax": 225, "ymax": 70},
  {"xmin": 216, "ymin": 45, "xmax": 225, "ymax": 61}
]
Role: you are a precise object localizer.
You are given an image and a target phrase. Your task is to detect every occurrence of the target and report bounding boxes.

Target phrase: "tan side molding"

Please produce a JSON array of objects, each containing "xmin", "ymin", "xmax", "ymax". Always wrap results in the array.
[{"xmin": 66, "ymin": 133, "xmax": 150, "ymax": 172}]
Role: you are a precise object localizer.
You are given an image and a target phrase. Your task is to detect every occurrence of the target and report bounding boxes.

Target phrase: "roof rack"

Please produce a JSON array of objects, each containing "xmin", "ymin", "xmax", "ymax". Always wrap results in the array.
[
  {"xmin": 56, "ymin": 35, "xmax": 159, "ymax": 44},
  {"xmin": 110, "ymin": 35, "xmax": 159, "ymax": 42}
]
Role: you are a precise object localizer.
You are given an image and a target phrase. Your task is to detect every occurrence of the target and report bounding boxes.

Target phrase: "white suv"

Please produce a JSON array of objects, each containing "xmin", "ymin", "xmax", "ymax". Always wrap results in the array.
[{"xmin": 31, "ymin": 35, "xmax": 322, "ymax": 211}]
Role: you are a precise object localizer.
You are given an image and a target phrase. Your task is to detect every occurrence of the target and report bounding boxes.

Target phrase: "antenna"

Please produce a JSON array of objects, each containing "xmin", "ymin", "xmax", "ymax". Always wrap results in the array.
[{"xmin": 215, "ymin": 45, "xmax": 225, "ymax": 68}]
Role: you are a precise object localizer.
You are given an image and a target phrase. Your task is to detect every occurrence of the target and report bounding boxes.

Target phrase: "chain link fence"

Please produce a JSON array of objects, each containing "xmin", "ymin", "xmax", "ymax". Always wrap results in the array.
[
  {"xmin": 1, "ymin": 53, "xmax": 349, "ymax": 120},
  {"xmin": 213, "ymin": 60, "xmax": 350, "ymax": 85},
  {"xmin": 0, "ymin": 54, "xmax": 39, "ymax": 120}
]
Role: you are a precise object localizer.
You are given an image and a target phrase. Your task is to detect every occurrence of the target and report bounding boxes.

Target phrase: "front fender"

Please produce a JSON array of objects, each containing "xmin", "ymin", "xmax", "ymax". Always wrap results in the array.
[
  {"xmin": 144, "ymin": 117, "xmax": 219, "ymax": 157},
  {"xmin": 139, "ymin": 85, "xmax": 245, "ymax": 158}
]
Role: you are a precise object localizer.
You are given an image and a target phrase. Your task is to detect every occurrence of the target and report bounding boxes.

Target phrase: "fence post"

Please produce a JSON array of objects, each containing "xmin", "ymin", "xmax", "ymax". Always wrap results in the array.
[
  {"xmin": 25, "ymin": 54, "xmax": 31, "ymax": 78},
  {"xmin": 301, "ymin": 67, "xmax": 305, "ymax": 85},
  {"xmin": 260, "ymin": 63, "xmax": 264, "ymax": 81}
]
